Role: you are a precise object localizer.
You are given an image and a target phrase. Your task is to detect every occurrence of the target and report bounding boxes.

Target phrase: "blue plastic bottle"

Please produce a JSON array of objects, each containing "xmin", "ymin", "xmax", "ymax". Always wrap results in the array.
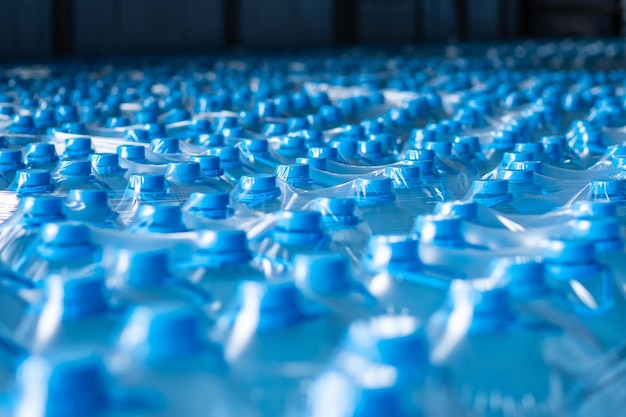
[
  {"xmin": 384, "ymin": 165, "xmax": 442, "ymax": 217},
  {"xmin": 188, "ymin": 155, "xmax": 232, "ymax": 191},
  {"xmin": 126, "ymin": 204, "xmax": 189, "ymax": 234},
  {"xmin": 61, "ymin": 137, "xmax": 94, "ymax": 161},
  {"xmin": 207, "ymin": 147, "xmax": 249, "ymax": 183},
  {"xmin": 164, "ymin": 161, "xmax": 224, "ymax": 197},
  {"xmin": 8, "ymin": 169, "xmax": 54, "ymax": 196}
]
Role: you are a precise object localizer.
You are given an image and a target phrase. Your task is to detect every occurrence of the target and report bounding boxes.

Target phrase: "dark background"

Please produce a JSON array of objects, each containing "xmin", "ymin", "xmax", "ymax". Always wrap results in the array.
[{"xmin": 0, "ymin": 0, "xmax": 624, "ymax": 59}]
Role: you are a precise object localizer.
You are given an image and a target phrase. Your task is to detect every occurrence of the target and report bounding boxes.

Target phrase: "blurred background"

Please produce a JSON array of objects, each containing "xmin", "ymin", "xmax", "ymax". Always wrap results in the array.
[{"xmin": 0, "ymin": 0, "xmax": 624, "ymax": 59}]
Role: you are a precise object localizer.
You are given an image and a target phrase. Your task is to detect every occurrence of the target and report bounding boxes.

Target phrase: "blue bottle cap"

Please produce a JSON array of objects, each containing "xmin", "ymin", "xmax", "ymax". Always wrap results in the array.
[
  {"xmin": 287, "ymin": 117, "xmax": 309, "ymax": 132},
  {"xmin": 145, "ymin": 123, "xmax": 167, "ymax": 138},
  {"xmin": 241, "ymin": 139, "xmax": 269, "ymax": 155},
  {"xmin": 296, "ymin": 157, "xmax": 326, "ymax": 170},
  {"xmin": 184, "ymin": 192, "xmax": 230, "ymax": 219},
  {"xmin": 64, "ymin": 137, "xmax": 93, "ymax": 159},
  {"xmin": 315, "ymin": 197, "xmax": 359, "ymax": 227},
  {"xmin": 300, "ymin": 130, "xmax": 323, "ymax": 147},
  {"xmin": 189, "ymin": 155, "xmax": 222, "ymax": 176},
  {"xmin": 275, "ymin": 164, "xmax": 311, "ymax": 186},
  {"xmin": 165, "ymin": 161, "xmax": 201, "ymax": 181},
  {"xmin": 434, "ymin": 201, "xmax": 478, "ymax": 220},
  {"xmin": 454, "ymin": 136, "xmax": 480, "ymax": 154},
  {"xmin": 343, "ymin": 124, "xmax": 365, "ymax": 138},
  {"xmin": 470, "ymin": 179, "xmax": 509, "ymax": 197},
  {"xmin": 118, "ymin": 304, "xmax": 210, "ymax": 361},
  {"xmin": 358, "ymin": 140, "xmax": 383, "ymax": 159},
  {"xmin": 384, "ymin": 165, "xmax": 421, "ymax": 189},
  {"xmin": 20, "ymin": 196, "xmax": 66, "ymax": 226},
  {"xmin": 38, "ymin": 221, "xmax": 96, "ymax": 260},
  {"xmin": 345, "ymin": 315, "xmax": 427, "ymax": 370},
  {"xmin": 501, "ymin": 151, "xmax": 533, "ymax": 167},
  {"xmin": 127, "ymin": 173, "xmax": 165, "ymax": 195},
  {"xmin": 278, "ymin": 136, "xmax": 306, "ymax": 155},
  {"xmin": 11, "ymin": 169, "xmax": 53, "ymax": 194},
  {"xmin": 589, "ymin": 180, "xmax": 626, "ymax": 202},
  {"xmin": 195, "ymin": 229, "xmax": 252, "ymax": 266},
  {"xmin": 0, "ymin": 149, "xmax": 25, "ymax": 171},
  {"xmin": 364, "ymin": 235, "xmax": 419, "ymax": 273},
  {"xmin": 612, "ymin": 157, "xmax": 626, "ymax": 169},
  {"xmin": 239, "ymin": 174, "xmax": 278, "ymax": 193},
  {"xmin": 449, "ymin": 286, "xmax": 516, "ymax": 333},
  {"xmin": 208, "ymin": 147, "xmax": 241, "ymax": 169},
  {"xmin": 490, "ymin": 129, "xmax": 516, "ymax": 150},
  {"xmin": 309, "ymin": 147, "xmax": 338, "ymax": 161},
  {"xmin": 215, "ymin": 116, "xmax": 239, "ymax": 131},
  {"xmin": 571, "ymin": 201, "xmax": 617, "ymax": 218},
  {"xmin": 117, "ymin": 145, "xmax": 146, "ymax": 162},
  {"xmin": 543, "ymin": 239, "xmax": 595, "ymax": 264},
  {"xmin": 55, "ymin": 105, "xmax": 79, "ymax": 123},
  {"xmin": 196, "ymin": 133, "xmax": 225, "ymax": 148},
  {"xmin": 239, "ymin": 111, "xmax": 260, "ymax": 129},
  {"xmin": 105, "ymin": 117, "xmax": 131, "ymax": 128},
  {"xmin": 514, "ymin": 142, "xmax": 544, "ymax": 160},
  {"xmin": 354, "ymin": 178, "xmax": 395, "ymax": 205},
  {"xmin": 570, "ymin": 218, "xmax": 623, "ymax": 249},
  {"xmin": 119, "ymin": 249, "xmax": 171, "ymax": 286},
  {"xmin": 414, "ymin": 215, "xmax": 463, "ymax": 247},
  {"xmin": 9, "ymin": 114, "xmax": 35, "ymax": 134},
  {"xmin": 89, "ymin": 153, "xmax": 122, "ymax": 175},
  {"xmin": 16, "ymin": 355, "xmax": 109, "ymax": 417},
  {"xmin": 136, "ymin": 204, "xmax": 188, "ymax": 233},
  {"xmin": 66, "ymin": 189, "xmax": 109, "ymax": 208},
  {"xmin": 255, "ymin": 101, "xmax": 276, "ymax": 118},
  {"xmin": 541, "ymin": 135, "xmax": 565, "ymax": 154},
  {"xmin": 331, "ymin": 140, "xmax": 357, "ymax": 159},
  {"xmin": 34, "ymin": 108, "xmax": 56, "ymax": 126},
  {"xmin": 294, "ymin": 254, "xmax": 353, "ymax": 295},
  {"xmin": 273, "ymin": 211, "xmax": 324, "ymax": 245},
  {"xmin": 54, "ymin": 160, "xmax": 92, "ymax": 176},
  {"xmin": 162, "ymin": 108, "xmax": 191, "ymax": 125},
  {"xmin": 151, "ymin": 137, "xmax": 180, "ymax": 154},
  {"xmin": 125, "ymin": 129, "xmax": 151, "ymax": 143},
  {"xmin": 497, "ymin": 168, "xmax": 534, "ymax": 183},
  {"xmin": 263, "ymin": 123, "xmax": 288, "ymax": 136},
  {"xmin": 404, "ymin": 148, "xmax": 435, "ymax": 161},
  {"xmin": 423, "ymin": 141, "xmax": 452, "ymax": 156},
  {"xmin": 232, "ymin": 280, "xmax": 317, "ymax": 330},
  {"xmin": 498, "ymin": 258, "xmax": 551, "ymax": 299},
  {"xmin": 46, "ymin": 273, "xmax": 109, "ymax": 318}
]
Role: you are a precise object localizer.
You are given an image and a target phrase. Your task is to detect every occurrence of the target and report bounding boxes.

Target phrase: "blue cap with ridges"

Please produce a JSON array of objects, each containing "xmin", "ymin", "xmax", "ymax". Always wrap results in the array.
[
  {"xmin": 273, "ymin": 211, "xmax": 324, "ymax": 245},
  {"xmin": 195, "ymin": 229, "xmax": 252, "ymax": 266},
  {"xmin": 151, "ymin": 137, "xmax": 180, "ymax": 154},
  {"xmin": 89, "ymin": 153, "xmax": 122, "ymax": 175},
  {"xmin": 63, "ymin": 137, "xmax": 93, "ymax": 159},
  {"xmin": 275, "ymin": 164, "xmax": 311, "ymax": 185},
  {"xmin": 15, "ymin": 355, "xmax": 109, "ymax": 417},
  {"xmin": 294, "ymin": 254, "xmax": 353, "ymax": 295},
  {"xmin": 127, "ymin": 173, "xmax": 166, "ymax": 196},
  {"xmin": 434, "ymin": 201, "xmax": 477, "ymax": 220},
  {"xmin": 0, "ymin": 149, "xmax": 25, "ymax": 171},
  {"xmin": 189, "ymin": 155, "xmax": 223, "ymax": 177},
  {"xmin": 183, "ymin": 192, "xmax": 230, "ymax": 220},
  {"xmin": 38, "ymin": 221, "xmax": 96, "ymax": 260},
  {"xmin": 501, "ymin": 151, "xmax": 533, "ymax": 167},
  {"xmin": 309, "ymin": 147, "xmax": 338, "ymax": 161},
  {"xmin": 10, "ymin": 169, "xmax": 53, "ymax": 194},
  {"xmin": 136, "ymin": 204, "xmax": 188, "ymax": 233},
  {"xmin": 117, "ymin": 145, "xmax": 146, "ymax": 162},
  {"xmin": 354, "ymin": 178, "xmax": 395, "ymax": 205},
  {"xmin": 364, "ymin": 235, "xmax": 419, "ymax": 273}
]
